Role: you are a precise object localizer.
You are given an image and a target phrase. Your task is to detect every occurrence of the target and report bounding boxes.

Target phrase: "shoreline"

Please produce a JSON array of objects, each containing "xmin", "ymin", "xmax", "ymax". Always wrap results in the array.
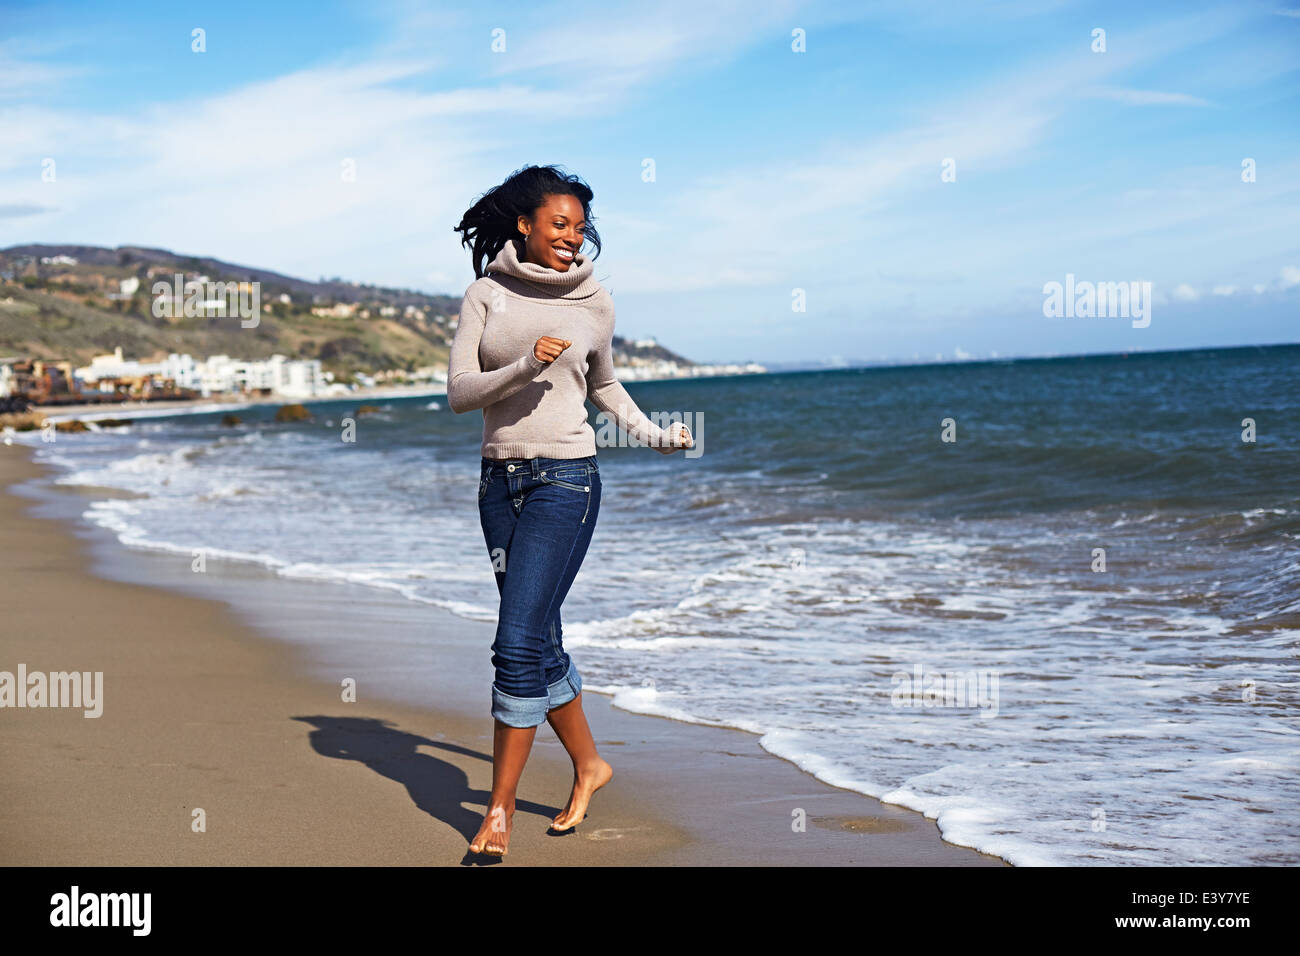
[
  {"xmin": 0, "ymin": 442, "xmax": 1007, "ymax": 866},
  {"xmin": 16, "ymin": 382, "xmax": 449, "ymax": 424}
]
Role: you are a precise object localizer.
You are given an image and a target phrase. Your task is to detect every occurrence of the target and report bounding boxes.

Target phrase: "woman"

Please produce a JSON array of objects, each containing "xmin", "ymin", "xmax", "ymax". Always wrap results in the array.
[{"xmin": 449, "ymin": 164, "xmax": 693, "ymax": 857}]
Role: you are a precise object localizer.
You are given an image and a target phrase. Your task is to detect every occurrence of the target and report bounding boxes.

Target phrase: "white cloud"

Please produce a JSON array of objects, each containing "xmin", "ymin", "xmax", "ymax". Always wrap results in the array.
[
  {"xmin": 0, "ymin": 35, "xmax": 94, "ymax": 100},
  {"xmin": 0, "ymin": 56, "xmax": 656, "ymax": 287},
  {"xmin": 1087, "ymin": 87, "xmax": 1212, "ymax": 107},
  {"xmin": 1212, "ymin": 285, "xmax": 1235, "ymax": 296},
  {"xmin": 1173, "ymin": 284, "xmax": 1200, "ymax": 301},
  {"xmin": 1281, "ymin": 266, "xmax": 1300, "ymax": 288}
]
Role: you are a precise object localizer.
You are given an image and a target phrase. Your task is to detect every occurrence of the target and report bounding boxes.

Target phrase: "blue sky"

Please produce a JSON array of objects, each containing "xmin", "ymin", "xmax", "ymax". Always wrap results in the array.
[{"xmin": 1, "ymin": 0, "xmax": 1297, "ymax": 365}]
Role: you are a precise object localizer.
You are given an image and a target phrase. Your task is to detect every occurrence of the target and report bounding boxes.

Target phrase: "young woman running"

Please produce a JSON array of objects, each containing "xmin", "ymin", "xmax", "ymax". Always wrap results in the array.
[{"xmin": 449, "ymin": 164, "xmax": 693, "ymax": 857}]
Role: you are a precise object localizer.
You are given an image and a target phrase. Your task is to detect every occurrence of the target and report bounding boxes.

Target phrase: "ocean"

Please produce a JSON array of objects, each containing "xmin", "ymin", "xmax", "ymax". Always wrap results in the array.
[{"xmin": 11, "ymin": 343, "xmax": 1299, "ymax": 866}]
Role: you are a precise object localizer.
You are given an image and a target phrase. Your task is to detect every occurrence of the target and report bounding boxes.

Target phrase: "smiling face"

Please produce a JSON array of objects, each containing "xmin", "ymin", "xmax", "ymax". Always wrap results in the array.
[{"xmin": 517, "ymin": 193, "xmax": 586, "ymax": 271}]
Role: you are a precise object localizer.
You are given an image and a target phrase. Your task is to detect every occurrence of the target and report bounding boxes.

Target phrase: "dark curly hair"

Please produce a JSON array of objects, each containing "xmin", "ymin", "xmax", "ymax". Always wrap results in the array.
[{"xmin": 453, "ymin": 164, "xmax": 602, "ymax": 278}]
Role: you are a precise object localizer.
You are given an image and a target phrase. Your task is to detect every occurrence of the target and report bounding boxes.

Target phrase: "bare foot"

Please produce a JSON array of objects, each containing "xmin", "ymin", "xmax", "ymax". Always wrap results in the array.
[
  {"xmin": 468, "ymin": 801, "xmax": 514, "ymax": 856},
  {"xmin": 550, "ymin": 757, "xmax": 613, "ymax": 831}
]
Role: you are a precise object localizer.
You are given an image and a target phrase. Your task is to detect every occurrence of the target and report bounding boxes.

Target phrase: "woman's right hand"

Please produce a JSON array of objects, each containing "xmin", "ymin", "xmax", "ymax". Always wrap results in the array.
[{"xmin": 534, "ymin": 336, "xmax": 572, "ymax": 363}]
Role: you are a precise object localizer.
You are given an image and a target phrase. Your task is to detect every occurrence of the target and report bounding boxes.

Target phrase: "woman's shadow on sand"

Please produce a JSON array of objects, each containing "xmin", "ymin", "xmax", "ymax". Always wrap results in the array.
[{"xmin": 293, "ymin": 715, "xmax": 560, "ymax": 865}]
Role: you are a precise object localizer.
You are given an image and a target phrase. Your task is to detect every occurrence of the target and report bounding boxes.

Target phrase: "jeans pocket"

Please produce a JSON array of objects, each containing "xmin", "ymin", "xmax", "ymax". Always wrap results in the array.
[
  {"xmin": 538, "ymin": 463, "xmax": 590, "ymax": 492},
  {"xmin": 478, "ymin": 471, "xmax": 490, "ymax": 501}
]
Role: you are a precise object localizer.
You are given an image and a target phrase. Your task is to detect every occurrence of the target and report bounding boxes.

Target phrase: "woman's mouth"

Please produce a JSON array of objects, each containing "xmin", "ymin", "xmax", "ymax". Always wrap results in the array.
[{"xmin": 553, "ymin": 246, "xmax": 574, "ymax": 263}]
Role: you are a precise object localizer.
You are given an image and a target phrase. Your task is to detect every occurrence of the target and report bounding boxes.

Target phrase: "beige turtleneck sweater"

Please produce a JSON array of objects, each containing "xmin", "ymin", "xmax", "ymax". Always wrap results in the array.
[{"xmin": 447, "ymin": 237, "xmax": 670, "ymax": 459}]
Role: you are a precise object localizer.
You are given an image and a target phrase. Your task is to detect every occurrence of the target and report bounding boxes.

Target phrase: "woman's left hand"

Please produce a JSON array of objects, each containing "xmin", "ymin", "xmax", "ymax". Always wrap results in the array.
[{"xmin": 656, "ymin": 421, "xmax": 693, "ymax": 454}]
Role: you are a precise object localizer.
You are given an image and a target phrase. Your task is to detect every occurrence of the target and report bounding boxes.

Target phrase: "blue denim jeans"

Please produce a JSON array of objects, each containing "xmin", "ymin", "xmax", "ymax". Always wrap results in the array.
[{"xmin": 477, "ymin": 454, "xmax": 601, "ymax": 728}]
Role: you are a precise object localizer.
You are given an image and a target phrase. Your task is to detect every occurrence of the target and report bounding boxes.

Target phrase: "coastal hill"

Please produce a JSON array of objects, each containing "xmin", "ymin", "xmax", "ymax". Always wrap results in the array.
[{"xmin": 0, "ymin": 243, "xmax": 695, "ymax": 383}]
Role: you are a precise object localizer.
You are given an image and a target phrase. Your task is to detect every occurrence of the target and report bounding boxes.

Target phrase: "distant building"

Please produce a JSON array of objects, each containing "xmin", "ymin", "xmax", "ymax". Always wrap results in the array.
[
  {"xmin": 107, "ymin": 276, "xmax": 140, "ymax": 300},
  {"xmin": 76, "ymin": 347, "xmax": 327, "ymax": 399},
  {"xmin": 310, "ymin": 302, "xmax": 357, "ymax": 318}
]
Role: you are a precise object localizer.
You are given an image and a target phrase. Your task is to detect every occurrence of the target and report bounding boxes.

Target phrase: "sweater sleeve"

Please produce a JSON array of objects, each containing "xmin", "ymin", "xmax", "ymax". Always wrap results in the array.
[
  {"xmin": 585, "ymin": 298, "xmax": 669, "ymax": 448},
  {"xmin": 446, "ymin": 284, "xmax": 547, "ymax": 414}
]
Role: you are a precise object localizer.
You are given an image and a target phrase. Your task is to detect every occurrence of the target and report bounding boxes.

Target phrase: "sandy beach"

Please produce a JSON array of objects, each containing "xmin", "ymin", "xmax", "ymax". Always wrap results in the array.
[{"xmin": 0, "ymin": 442, "xmax": 1006, "ymax": 866}]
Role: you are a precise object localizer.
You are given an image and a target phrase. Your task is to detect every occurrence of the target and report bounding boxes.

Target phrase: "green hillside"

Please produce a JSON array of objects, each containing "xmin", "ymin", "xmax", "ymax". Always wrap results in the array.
[{"xmin": 0, "ymin": 244, "xmax": 460, "ymax": 381}]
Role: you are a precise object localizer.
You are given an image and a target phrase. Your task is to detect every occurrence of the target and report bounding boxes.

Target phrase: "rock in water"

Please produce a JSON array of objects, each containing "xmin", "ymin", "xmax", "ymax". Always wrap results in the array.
[{"xmin": 274, "ymin": 404, "xmax": 312, "ymax": 423}]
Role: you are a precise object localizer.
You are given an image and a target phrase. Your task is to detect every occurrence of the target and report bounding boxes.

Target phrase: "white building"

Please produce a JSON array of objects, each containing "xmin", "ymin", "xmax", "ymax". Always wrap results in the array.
[
  {"xmin": 267, "ymin": 354, "xmax": 327, "ymax": 398},
  {"xmin": 76, "ymin": 348, "xmax": 327, "ymax": 398},
  {"xmin": 159, "ymin": 353, "xmax": 201, "ymax": 389}
]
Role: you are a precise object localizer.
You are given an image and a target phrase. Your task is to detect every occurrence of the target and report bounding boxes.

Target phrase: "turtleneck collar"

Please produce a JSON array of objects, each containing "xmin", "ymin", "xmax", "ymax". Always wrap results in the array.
[{"xmin": 486, "ymin": 236, "xmax": 599, "ymax": 298}]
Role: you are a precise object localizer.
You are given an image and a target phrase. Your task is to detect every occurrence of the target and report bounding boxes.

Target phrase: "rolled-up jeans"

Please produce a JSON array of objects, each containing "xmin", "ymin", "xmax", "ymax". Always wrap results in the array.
[{"xmin": 477, "ymin": 454, "xmax": 601, "ymax": 728}]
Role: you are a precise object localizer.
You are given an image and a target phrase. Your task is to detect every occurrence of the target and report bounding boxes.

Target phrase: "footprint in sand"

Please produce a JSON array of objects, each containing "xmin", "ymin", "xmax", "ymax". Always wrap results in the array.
[
  {"xmin": 585, "ymin": 826, "xmax": 650, "ymax": 841},
  {"xmin": 812, "ymin": 815, "xmax": 910, "ymax": 833}
]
